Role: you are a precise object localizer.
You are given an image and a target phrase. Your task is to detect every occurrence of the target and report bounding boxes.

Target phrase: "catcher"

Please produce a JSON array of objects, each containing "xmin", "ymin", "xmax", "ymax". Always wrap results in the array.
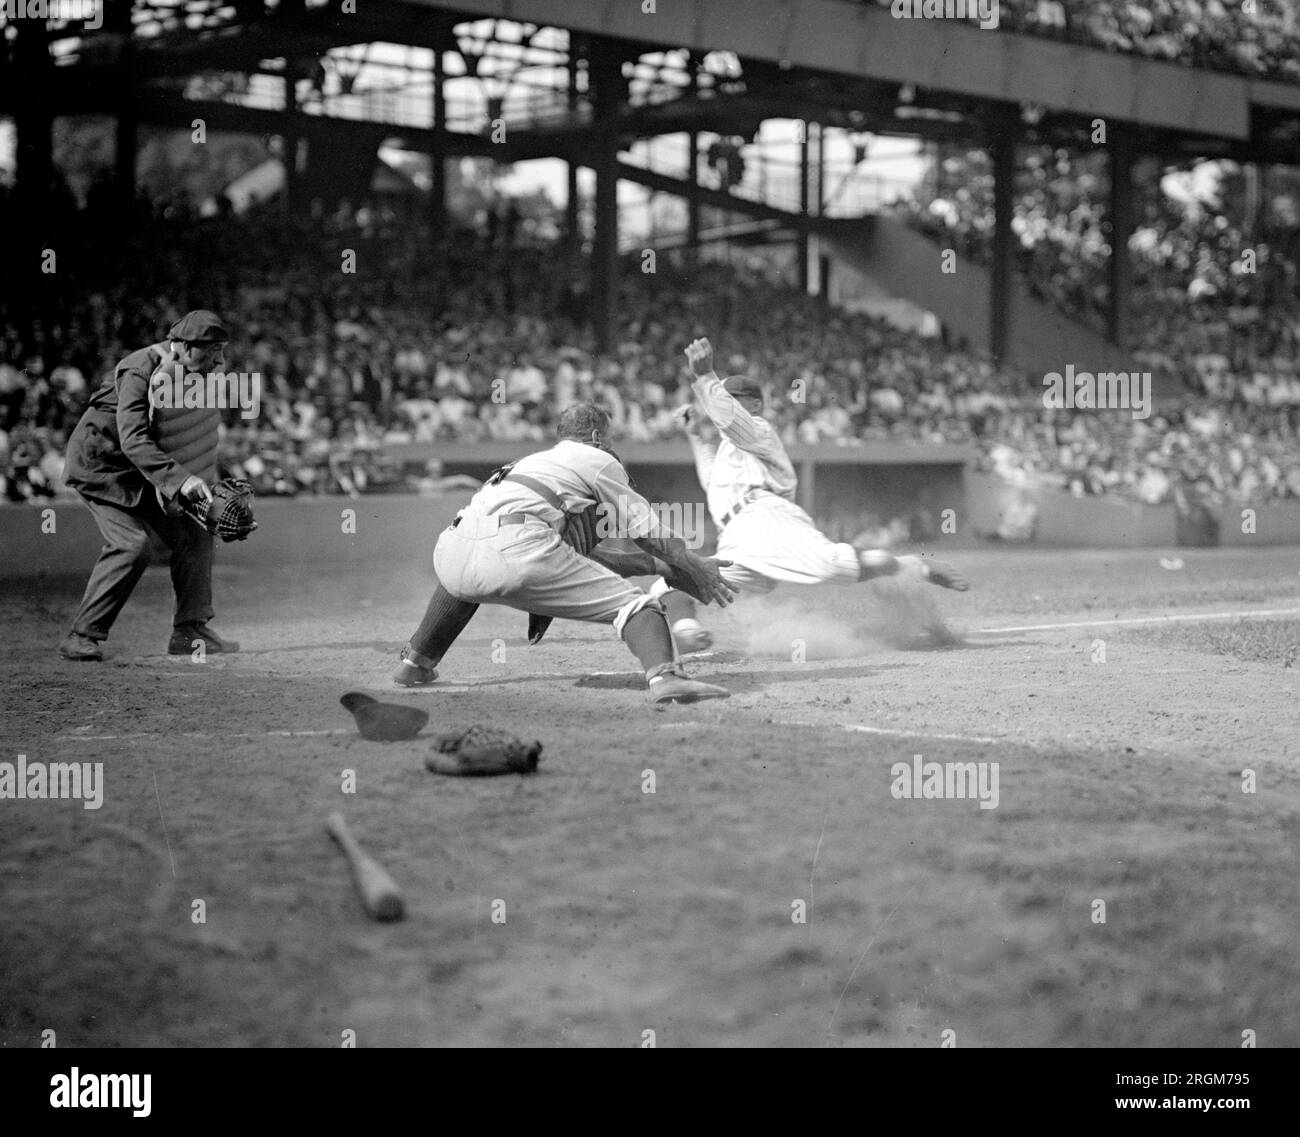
[
  {"xmin": 59, "ymin": 310, "xmax": 252, "ymax": 661},
  {"xmin": 392, "ymin": 403, "xmax": 737, "ymax": 704}
]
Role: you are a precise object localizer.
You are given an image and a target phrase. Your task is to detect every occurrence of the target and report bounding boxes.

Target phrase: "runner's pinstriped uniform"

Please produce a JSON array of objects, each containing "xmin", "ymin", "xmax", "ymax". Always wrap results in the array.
[{"xmin": 652, "ymin": 337, "xmax": 970, "ymax": 650}]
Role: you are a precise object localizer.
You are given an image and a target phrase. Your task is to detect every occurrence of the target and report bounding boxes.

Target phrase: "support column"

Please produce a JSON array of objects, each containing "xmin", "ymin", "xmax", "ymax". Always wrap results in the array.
[
  {"xmin": 14, "ymin": 21, "xmax": 53, "ymax": 237},
  {"xmin": 115, "ymin": 112, "xmax": 137, "ymax": 217},
  {"xmin": 989, "ymin": 111, "xmax": 1017, "ymax": 365},
  {"xmin": 1107, "ymin": 130, "xmax": 1134, "ymax": 349},
  {"xmin": 108, "ymin": 0, "xmax": 136, "ymax": 218},
  {"xmin": 282, "ymin": 69, "xmax": 301, "ymax": 219},
  {"xmin": 687, "ymin": 131, "xmax": 701, "ymax": 265},
  {"xmin": 815, "ymin": 122, "xmax": 826, "ymax": 215},
  {"xmin": 798, "ymin": 120, "xmax": 811, "ymax": 293},
  {"xmin": 430, "ymin": 36, "xmax": 446, "ymax": 239},
  {"xmin": 686, "ymin": 56, "xmax": 701, "ymax": 267},
  {"xmin": 590, "ymin": 53, "xmax": 625, "ymax": 354},
  {"xmin": 813, "ymin": 121, "xmax": 826, "ymax": 297},
  {"xmin": 11, "ymin": 19, "xmax": 54, "ymax": 346},
  {"xmin": 565, "ymin": 42, "xmax": 582, "ymax": 250}
]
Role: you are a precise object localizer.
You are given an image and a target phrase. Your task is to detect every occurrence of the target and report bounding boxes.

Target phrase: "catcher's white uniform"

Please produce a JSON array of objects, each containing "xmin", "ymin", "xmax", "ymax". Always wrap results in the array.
[
  {"xmin": 670, "ymin": 372, "xmax": 862, "ymax": 594},
  {"xmin": 433, "ymin": 439, "xmax": 663, "ymax": 631}
]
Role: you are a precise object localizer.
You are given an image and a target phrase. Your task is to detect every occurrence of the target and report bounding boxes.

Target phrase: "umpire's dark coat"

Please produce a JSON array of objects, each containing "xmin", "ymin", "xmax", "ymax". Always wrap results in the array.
[{"xmin": 64, "ymin": 343, "xmax": 219, "ymax": 508}]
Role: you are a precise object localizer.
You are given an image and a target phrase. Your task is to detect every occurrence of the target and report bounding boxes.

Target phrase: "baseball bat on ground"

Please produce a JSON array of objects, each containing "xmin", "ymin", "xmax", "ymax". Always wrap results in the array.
[{"xmin": 325, "ymin": 811, "xmax": 405, "ymax": 922}]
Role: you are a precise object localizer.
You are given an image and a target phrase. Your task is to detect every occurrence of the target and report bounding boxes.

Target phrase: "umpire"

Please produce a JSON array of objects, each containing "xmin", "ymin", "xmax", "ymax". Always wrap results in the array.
[{"xmin": 58, "ymin": 310, "xmax": 239, "ymax": 661}]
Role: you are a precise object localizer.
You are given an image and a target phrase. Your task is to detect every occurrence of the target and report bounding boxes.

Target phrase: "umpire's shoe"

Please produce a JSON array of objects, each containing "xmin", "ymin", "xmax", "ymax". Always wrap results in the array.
[
  {"xmin": 59, "ymin": 633, "xmax": 104, "ymax": 662},
  {"xmin": 647, "ymin": 667, "xmax": 730, "ymax": 704},
  {"xmin": 169, "ymin": 622, "xmax": 240, "ymax": 654}
]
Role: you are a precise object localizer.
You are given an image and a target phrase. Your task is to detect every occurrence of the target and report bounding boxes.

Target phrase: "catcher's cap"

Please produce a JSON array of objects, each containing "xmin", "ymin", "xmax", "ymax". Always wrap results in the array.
[
  {"xmin": 168, "ymin": 310, "xmax": 229, "ymax": 345},
  {"xmin": 723, "ymin": 375, "xmax": 763, "ymax": 402},
  {"xmin": 557, "ymin": 402, "xmax": 610, "ymax": 440}
]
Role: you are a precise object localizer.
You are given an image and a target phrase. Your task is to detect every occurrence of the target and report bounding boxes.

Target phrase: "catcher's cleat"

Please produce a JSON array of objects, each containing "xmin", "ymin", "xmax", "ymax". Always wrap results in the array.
[
  {"xmin": 59, "ymin": 633, "xmax": 103, "ymax": 662},
  {"xmin": 896, "ymin": 555, "xmax": 970, "ymax": 592},
  {"xmin": 671, "ymin": 618, "xmax": 714, "ymax": 654},
  {"xmin": 392, "ymin": 658, "xmax": 439, "ymax": 687},
  {"xmin": 647, "ymin": 671, "xmax": 731, "ymax": 704},
  {"xmin": 168, "ymin": 622, "xmax": 240, "ymax": 654}
]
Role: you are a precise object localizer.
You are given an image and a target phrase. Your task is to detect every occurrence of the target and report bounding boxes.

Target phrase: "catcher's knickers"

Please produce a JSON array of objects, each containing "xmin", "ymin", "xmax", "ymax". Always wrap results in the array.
[
  {"xmin": 711, "ymin": 496, "xmax": 861, "ymax": 594},
  {"xmin": 434, "ymin": 515, "xmax": 653, "ymax": 625}
]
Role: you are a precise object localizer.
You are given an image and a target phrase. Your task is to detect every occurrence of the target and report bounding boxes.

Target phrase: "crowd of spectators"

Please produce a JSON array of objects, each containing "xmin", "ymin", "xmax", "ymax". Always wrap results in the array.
[
  {"xmin": 868, "ymin": 0, "xmax": 1300, "ymax": 83},
  {"xmin": 3, "ymin": 197, "xmax": 1299, "ymax": 521},
  {"xmin": 895, "ymin": 148, "xmax": 1300, "ymax": 410},
  {"xmin": 977, "ymin": 402, "xmax": 1300, "ymax": 507}
]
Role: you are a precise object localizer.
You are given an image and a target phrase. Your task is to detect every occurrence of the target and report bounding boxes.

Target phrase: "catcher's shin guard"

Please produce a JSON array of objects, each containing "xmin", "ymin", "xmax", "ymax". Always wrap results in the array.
[
  {"xmin": 618, "ymin": 602, "xmax": 675, "ymax": 673},
  {"xmin": 407, "ymin": 584, "xmax": 479, "ymax": 668}
]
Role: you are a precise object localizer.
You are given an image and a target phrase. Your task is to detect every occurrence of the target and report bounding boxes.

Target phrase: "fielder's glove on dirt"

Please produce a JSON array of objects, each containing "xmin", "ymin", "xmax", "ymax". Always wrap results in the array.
[{"xmin": 425, "ymin": 725, "xmax": 543, "ymax": 776}]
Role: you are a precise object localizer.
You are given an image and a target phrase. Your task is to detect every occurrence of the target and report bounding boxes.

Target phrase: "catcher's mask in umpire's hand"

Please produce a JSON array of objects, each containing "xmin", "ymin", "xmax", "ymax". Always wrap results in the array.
[{"xmin": 188, "ymin": 478, "xmax": 258, "ymax": 542}]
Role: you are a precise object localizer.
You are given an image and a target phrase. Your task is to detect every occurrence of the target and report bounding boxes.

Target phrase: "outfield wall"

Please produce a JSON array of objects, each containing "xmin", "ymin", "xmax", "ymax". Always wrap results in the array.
[
  {"xmin": 0, "ymin": 444, "xmax": 968, "ymax": 579},
  {"xmin": 0, "ymin": 493, "xmax": 473, "ymax": 580},
  {"xmin": 5, "ymin": 457, "xmax": 1300, "ymax": 579},
  {"xmin": 964, "ymin": 474, "xmax": 1300, "ymax": 547}
]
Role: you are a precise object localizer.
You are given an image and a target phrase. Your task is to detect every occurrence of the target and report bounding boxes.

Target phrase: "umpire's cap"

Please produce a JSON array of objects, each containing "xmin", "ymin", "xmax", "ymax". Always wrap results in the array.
[
  {"xmin": 723, "ymin": 375, "xmax": 763, "ymax": 402},
  {"xmin": 168, "ymin": 310, "xmax": 229, "ymax": 345}
]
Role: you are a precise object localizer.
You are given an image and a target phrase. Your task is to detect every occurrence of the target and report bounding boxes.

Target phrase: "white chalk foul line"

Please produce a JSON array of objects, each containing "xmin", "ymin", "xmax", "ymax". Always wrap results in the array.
[
  {"xmin": 53, "ymin": 728, "xmax": 353, "ymax": 742},
  {"xmin": 775, "ymin": 719, "xmax": 1005, "ymax": 746},
  {"xmin": 970, "ymin": 606, "xmax": 1300, "ymax": 636},
  {"xmin": 58, "ymin": 720, "xmax": 1008, "ymax": 749}
]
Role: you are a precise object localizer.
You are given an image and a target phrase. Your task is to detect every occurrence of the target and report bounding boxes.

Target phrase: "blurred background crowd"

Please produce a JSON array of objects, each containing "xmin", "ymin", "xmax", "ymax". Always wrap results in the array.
[
  {"xmin": 2, "ymin": 190, "xmax": 1298, "ymax": 523},
  {"xmin": 869, "ymin": 0, "xmax": 1300, "ymax": 82},
  {"xmin": 5, "ymin": 0, "xmax": 1300, "ymax": 544}
]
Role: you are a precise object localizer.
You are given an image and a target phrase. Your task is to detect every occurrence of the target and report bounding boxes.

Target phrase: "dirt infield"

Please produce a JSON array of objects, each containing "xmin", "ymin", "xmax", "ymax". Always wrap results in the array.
[{"xmin": 2, "ymin": 547, "xmax": 1298, "ymax": 1047}]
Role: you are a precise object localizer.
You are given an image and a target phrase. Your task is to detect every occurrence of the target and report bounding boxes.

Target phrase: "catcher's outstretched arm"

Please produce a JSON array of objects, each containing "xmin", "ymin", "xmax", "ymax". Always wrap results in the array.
[
  {"xmin": 584, "ymin": 545, "xmax": 731, "ymax": 607},
  {"xmin": 631, "ymin": 535, "xmax": 737, "ymax": 607},
  {"xmin": 588, "ymin": 546, "xmax": 657, "ymax": 577}
]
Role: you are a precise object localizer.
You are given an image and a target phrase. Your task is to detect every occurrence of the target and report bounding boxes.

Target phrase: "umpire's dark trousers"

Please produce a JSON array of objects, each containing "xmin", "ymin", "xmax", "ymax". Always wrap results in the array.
[{"xmin": 71, "ymin": 493, "xmax": 214, "ymax": 641}]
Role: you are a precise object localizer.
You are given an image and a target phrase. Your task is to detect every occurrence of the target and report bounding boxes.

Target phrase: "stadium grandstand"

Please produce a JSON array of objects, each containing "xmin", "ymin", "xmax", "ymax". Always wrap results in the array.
[{"xmin": 2, "ymin": 0, "xmax": 1300, "ymax": 540}]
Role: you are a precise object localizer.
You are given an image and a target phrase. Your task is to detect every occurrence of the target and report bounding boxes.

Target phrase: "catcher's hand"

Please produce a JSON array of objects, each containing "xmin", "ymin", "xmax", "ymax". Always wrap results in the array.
[
  {"xmin": 684, "ymin": 337, "xmax": 714, "ymax": 378},
  {"xmin": 425, "ymin": 725, "xmax": 542, "ymax": 777},
  {"xmin": 665, "ymin": 550, "xmax": 737, "ymax": 607},
  {"xmin": 185, "ymin": 477, "xmax": 258, "ymax": 542}
]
